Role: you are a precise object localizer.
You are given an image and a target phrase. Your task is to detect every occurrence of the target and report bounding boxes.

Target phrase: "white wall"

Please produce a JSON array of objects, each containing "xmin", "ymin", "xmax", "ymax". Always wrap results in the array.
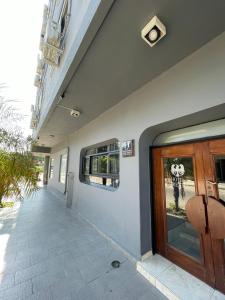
[
  {"xmin": 48, "ymin": 147, "xmax": 68, "ymax": 194},
  {"xmin": 50, "ymin": 32, "xmax": 225, "ymax": 258}
]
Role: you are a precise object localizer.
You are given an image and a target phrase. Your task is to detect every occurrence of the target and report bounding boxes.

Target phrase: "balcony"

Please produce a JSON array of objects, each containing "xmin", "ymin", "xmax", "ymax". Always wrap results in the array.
[
  {"xmin": 34, "ymin": 74, "xmax": 41, "ymax": 88},
  {"xmin": 36, "ymin": 55, "xmax": 45, "ymax": 76},
  {"xmin": 30, "ymin": 105, "xmax": 40, "ymax": 129},
  {"xmin": 39, "ymin": 0, "xmax": 71, "ymax": 67}
]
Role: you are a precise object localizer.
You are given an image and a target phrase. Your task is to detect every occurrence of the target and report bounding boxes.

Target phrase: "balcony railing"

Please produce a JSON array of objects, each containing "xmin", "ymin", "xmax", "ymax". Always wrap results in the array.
[{"xmin": 39, "ymin": 0, "xmax": 70, "ymax": 67}]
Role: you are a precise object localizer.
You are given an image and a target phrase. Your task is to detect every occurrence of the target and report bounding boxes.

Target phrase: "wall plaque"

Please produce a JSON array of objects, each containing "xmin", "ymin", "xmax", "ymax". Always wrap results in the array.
[{"xmin": 122, "ymin": 140, "xmax": 135, "ymax": 157}]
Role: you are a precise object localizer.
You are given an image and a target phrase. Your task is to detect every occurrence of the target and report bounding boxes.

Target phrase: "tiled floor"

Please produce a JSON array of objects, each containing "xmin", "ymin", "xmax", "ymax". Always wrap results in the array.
[
  {"xmin": 0, "ymin": 188, "xmax": 165, "ymax": 300},
  {"xmin": 137, "ymin": 255, "xmax": 225, "ymax": 300}
]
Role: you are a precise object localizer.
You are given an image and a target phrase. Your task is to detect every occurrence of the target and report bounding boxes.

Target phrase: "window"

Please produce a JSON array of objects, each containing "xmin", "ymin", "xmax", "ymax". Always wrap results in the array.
[
  {"xmin": 80, "ymin": 139, "xmax": 119, "ymax": 190},
  {"xmin": 49, "ymin": 158, "xmax": 54, "ymax": 179},
  {"xmin": 59, "ymin": 153, "xmax": 68, "ymax": 184},
  {"xmin": 59, "ymin": 0, "xmax": 71, "ymax": 46}
]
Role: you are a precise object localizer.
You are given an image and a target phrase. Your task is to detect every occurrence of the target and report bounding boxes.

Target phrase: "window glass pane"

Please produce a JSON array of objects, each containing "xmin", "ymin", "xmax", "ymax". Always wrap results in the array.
[
  {"xmin": 89, "ymin": 176, "xmax": 103, "ymax": 185},
  {"xmin": 88, "ymin": 176, "xmax": 119, "ymax": 188},
  {"xmin": 91, "ymin": 155, "xmax": 108, "ymax": 174},
  {"xmin": 110, "ymin": 142, "xmax": 119, "ymax": 151},
  {"xmin": 97, "ymin": 155, "xmax": 108, "ymax": 173},
  {"xmin": 97, "ymin": 145, "xmax": 108, "ymax": 153},
  {"xmin": 91, "ymin": 156, "xmax": 98, "ymax": 174},
  {"xmin": 214, "ymin": 156, "xmax": 225, "ymax": 269},
  {"xmin": 164, "ymin": 157, "xmax": 201, "ymax": 261},
  {"xmin": 86, "ymin": 148, "xmax": 96, "ymax": 155},
  {"xmin": 110, "ymin": 177, "xmax": 119, "ymax": 188},
  {"xmin": 215, "ymin": 156, "xmax": 225, "ymax": 202},
  {"xmin": 83, "ymin": 157, "xmax": 90, "ymax": 175},
  {"xmin": 109, "ymin": 154, "xmax": 119, "ymax": 174},
  {"xmin": 59, "ymin": 154, "xmax": 67, "ymax": 184},
  {"xmin": 81, "ymin": 139, "xmax": 119, "ymax": 190}
]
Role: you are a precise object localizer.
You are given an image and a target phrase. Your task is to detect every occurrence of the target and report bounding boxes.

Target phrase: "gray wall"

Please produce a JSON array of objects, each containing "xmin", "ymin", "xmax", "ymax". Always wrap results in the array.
[{"xmin": 50, "ymin": 32, "xmax": 225, "ymax": 259}]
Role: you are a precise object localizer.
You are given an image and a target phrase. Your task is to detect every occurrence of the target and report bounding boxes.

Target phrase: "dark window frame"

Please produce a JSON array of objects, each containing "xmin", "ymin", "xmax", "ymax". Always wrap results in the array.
[{"xmin": 80, "ymin": 139, "xmax": 120, "ymax": 191}]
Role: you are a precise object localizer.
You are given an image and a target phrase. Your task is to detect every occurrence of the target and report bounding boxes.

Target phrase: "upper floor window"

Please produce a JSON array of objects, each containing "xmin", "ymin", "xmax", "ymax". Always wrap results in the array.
[
  {"xmin": 80, "ymin": 139, "xmax": 119, "ymax": 190},
  {"xmin": 59, "ymin": 152, "xmax": 68, "ymax": 184}
]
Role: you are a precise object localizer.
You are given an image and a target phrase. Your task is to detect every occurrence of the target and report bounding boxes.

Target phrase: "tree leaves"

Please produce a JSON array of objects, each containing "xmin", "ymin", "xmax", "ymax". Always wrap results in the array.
[
  {"xmin": 0, "ymin": 87, "xmax": 38, "ymax": 205},
  {"xmin": 0, "ymin": 150, "xmax": 39, "ymax": 204}
]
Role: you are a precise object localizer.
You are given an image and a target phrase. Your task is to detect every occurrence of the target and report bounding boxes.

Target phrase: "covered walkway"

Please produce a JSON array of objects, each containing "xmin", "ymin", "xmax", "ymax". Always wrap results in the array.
[{"xmin": 0, "ymin": 188, "xmax": 165, "ymax": 300}]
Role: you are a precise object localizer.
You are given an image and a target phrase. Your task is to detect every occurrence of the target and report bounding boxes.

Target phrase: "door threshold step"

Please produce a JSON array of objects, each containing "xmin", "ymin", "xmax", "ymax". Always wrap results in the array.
[{"xmin": 136, "ymin": 254, "xmax": 224, "ymax": 300}]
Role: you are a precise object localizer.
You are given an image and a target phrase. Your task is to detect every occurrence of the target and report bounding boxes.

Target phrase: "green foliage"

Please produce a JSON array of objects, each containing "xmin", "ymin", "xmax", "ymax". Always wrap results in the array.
[
  {"xmin": 0, "ymin": 202, "xmax": 14, "ymax": 208},
  {"xmin": 35, "ymin": 165, "xmax": 44, "ymax": 174},
  {"xmin": 0, "ymin": 150, "xmax": 39, "ymax": 205},
  {"xmin": 167, "ymin": 203, "xmax": 186, "ymax": 218},
  {"xmin": 0, "ymin": 87, "xmax": 39, "ymax": 205}
]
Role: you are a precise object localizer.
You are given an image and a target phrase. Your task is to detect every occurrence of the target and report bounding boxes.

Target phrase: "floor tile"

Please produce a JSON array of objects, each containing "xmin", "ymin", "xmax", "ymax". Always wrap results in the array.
[
  {"xmin": 138, "ymin": 254, "xmax": 172, "ymax": 278},
  {"xmin": 211, "ymin": 290, "xmax": 225, "ymax": 300},
  {"xmin": 0, "ymin": 188, "xmax": 166, "ymax": 300},
  {"xmin": 157, "ymin": 264, "xmax": 214, "ymax": 300}
]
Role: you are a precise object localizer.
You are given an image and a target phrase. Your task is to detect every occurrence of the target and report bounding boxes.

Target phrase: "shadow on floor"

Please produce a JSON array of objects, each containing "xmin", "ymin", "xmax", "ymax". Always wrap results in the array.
[{"xmin": 0, "ymin": 188, "xmax": 165, "ymax": 300}]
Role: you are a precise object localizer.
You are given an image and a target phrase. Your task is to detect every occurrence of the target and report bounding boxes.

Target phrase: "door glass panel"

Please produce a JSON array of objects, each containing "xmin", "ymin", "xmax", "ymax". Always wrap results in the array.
[
  {"xmin": 164, "ymin": 157, "xmax": 201, "ymax": 261},
  {"xmin": 214, "ymin": 156, "xmax": 225, "ymax": 266},
  {"xmin": 215, "ymin": 156, "xmax": 225, "ymax": 202}
]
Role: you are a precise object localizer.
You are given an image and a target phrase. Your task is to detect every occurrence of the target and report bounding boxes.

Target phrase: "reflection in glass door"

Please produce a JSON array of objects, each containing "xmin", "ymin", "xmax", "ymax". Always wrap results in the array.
[
  {"xmin": 214, "ymin": 155, "xmax": 225, "ymax": 280},
  {"xmin": 164, "ymin": 157, "xmax": 201, "ymax": 261},
  {"xmin": 215, "ymin": 156, "xmax": 225, "ymax": 203}
]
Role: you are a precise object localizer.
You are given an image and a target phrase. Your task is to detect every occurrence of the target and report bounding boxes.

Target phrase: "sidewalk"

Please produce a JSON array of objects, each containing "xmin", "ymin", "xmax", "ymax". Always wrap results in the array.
[{"xmin": 0, "ymin": 188, "xmax": 165, "ymax": 300}]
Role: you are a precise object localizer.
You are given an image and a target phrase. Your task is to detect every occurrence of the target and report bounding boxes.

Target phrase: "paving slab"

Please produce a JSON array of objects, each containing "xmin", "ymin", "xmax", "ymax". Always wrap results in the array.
[
  {"xmin": 137, "ymin": 255, "xmax": 225, "ymax": 300},
  {"xmin": 0, "ymin": 188, "xmax": 165, "ymax": 300}
]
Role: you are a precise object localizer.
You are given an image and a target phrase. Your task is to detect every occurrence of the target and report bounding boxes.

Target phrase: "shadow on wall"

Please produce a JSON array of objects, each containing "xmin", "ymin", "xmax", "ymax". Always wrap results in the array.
[{"xmin": 139, "ymin": 102, "xmax": 225, "ymax": 256}]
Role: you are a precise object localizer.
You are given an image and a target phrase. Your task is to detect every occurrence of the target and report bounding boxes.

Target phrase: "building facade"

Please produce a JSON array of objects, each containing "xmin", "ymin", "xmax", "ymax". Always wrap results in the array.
[{"xmin": 31, "ymin": 0, "xmax": 225, "ymax": 295}]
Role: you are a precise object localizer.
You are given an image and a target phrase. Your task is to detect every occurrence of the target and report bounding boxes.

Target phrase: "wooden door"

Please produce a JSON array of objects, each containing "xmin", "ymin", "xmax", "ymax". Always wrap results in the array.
[
  {"xmin": 153, "ymin": 138, "xmax": 225, "ymax": 293},
  {"xmin": 207, "ymin": 139, "xmax": 225, "ymax": 294},
  {"xmin": 153, "ymin": 142, "xmax": 215, "ymax": 286}
]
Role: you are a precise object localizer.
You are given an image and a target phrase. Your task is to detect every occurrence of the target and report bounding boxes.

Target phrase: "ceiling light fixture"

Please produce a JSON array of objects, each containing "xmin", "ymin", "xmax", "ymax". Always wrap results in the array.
[
  {"xmin": 57, "ymin": 104, "xmax": 81, "ymax": 118},
  {"xmin": 141, "ymin": 16, "xmax": 166, "ymax": 47}
]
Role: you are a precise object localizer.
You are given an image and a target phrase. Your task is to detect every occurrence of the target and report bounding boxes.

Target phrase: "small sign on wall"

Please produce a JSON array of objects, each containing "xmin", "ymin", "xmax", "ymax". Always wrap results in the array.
[{"xmin": 122, "ymin": 140, "xmax": 135, "ymax": 157}]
